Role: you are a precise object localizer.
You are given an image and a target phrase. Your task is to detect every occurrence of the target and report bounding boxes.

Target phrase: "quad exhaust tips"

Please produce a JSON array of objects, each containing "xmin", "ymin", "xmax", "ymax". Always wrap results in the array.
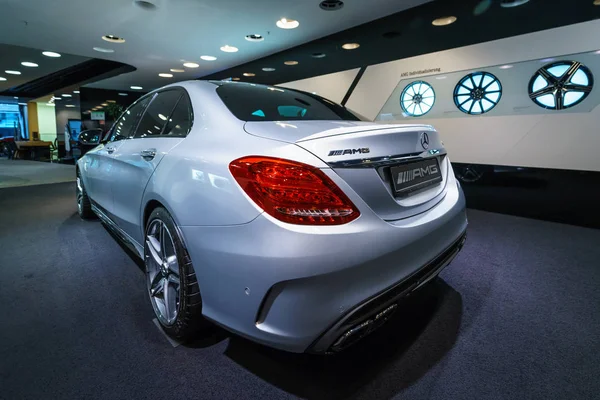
[{"xmin": 330, "ymin": 303, "xmax": 398, "ymax": 352}]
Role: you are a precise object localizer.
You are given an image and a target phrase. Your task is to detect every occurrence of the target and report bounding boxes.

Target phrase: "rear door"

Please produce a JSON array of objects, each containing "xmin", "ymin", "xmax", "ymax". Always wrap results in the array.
[
  {"xmin": 109, "ymin": 89, "xmax": 192, "ymax": 244},
  {"xmin": 82, "ymin": 99, "xmax": 149, "ymax": 212}
]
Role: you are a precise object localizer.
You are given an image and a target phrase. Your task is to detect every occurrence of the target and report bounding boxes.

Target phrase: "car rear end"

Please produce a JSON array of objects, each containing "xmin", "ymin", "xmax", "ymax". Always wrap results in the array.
[{"xmin": 179, "ymin": 81, "xmax": 467, "ymax": 353}]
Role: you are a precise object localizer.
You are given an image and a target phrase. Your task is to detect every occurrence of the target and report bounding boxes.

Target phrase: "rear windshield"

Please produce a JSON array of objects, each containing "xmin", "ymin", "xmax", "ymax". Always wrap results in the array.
[{"xmin": 216, "ymin": 83, "xmax": 364, "ymax": 122}]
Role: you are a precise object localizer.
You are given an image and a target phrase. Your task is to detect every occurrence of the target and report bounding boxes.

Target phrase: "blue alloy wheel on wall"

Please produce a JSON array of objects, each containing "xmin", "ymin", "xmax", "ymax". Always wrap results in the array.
[
  {"xmin": 400, "ymin": 81, "xmax": 435, "ymax": 117},
  {"xmin": 528, "ymin": 60, "xmax": 594, "ymax": 110},
  {"xmin": 453, "ymin": 71, "xmax": 502, "ymax": 115}
]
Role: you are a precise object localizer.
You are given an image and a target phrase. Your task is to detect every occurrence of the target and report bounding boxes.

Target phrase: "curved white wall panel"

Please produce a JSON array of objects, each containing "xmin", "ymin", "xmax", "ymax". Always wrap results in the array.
[{"xmin": 345, "ymin": 20, "xmax": 600, "ymax": 171}]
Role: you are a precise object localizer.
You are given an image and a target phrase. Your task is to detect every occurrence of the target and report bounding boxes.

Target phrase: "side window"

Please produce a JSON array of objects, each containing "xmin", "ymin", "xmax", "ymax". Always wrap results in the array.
[
  {"xmin": 162, "ymin": 94, "xmax": 193, "ymax": 137},
  {"xmin": 109, "ymin": 96, "xmax": 151, "ymax": 142},
  {"xmin": 134, "ymin": 90, "xmax": 182, "ymax": 138}
]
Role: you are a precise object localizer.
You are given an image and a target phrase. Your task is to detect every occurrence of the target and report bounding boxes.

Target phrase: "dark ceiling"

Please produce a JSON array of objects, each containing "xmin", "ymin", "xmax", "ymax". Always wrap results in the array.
[{"xmin": 202, "ymin": 0, "xmax": 600, "ymax": 85}]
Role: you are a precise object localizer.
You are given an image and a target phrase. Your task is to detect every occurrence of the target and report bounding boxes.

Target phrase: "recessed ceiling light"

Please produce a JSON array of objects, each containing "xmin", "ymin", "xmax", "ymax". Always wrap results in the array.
[
  {"xmin": 102, "ymin": 35, "xmax": 125, "ymax": 43},
  {"xmin": 21, "ymin": 61, "xmax": 39, "ymax": 67},
  {"xmin": 101, "ymin": 103, "xmax": 108, "ymax": 106},
  {"xmin": 42, "ymin": 51, "xmax": 61, "ymax": 58},
  {"xmin": 73, "ymin": 90, "xmax": 80, "ymax": 94},
  {"xmin": 220, "ymin": 45, "xmax": 238, "ymax": 53},
  {"xmin": 245, "ymin": 34, "xmax": 264, "ymax": 42},
  {"xmin": 134, "ymin": 0, "xmax": 157, "ymax": 10},
  {"xmin": 119, "ymin": 93, "xmax": 128, "ymax": 96},
  {"xmin": 66, "ymin": 104, "xmax": 75, "ymax": 108},
  {"xmin": 311, "ymin": 52, "xmax": 326, "ymax": 58},
  {"xmin": 499, "ymin": 65, "xmax": 513, "ymax": 69},
  {"xmin": 53, "ymin": 97, "xmax": 61, "ymax": 100},
  {"xmin": 170, "ymin": 68, "xmax": 185, "ymax": 73},
  {"xmin": 284, "ymin": 61, "xmax": 299, "ymax": 66},
  {"xmin": 232, "ymin": 77, "xmax": 240, "ymax": 81},
  {"xmin": 130, "ymin": 86, "xmax": 143, "ymax": 90},
  {"xmin": 276, "ymin": 18, "xmax": 299, "ymax": 29},
  {"xmin": 200, "ymin": 55, "xmax": 217, "ymax": 61},
  {"xmin": 500, "ymin": 0, "xmax": 530, "ymax": 7},
  {"xmin": 262, "ymin": 67, "xmax": 276, "ymax": 72},
  {"xmin": 319, "ymin": 0, "xmax": 345, "ymax": 11},
  {"xmin": 432, "ymin": 16, "xmax": 457, "ymax": 26},
  {"xmin": 243, "ymin": 72, "xmax": 255, "ymax": 77},
  {"xmin": 107, "ymin": 100, "xmax": 116, "ymax": 103},
  {"xmin": 342, "ymin": 43, "xmax": 360, "ymax": 50},
  {"xmin": 5, "ymin": 70, "xmax": 21, "ymax": 75},
  {"xmin": 158, "ymin": 114, "xmax": 167, "ymax": 121},
  {"xmin": 62, "ymin": 94, "xmax": 72, "ymax": 97},
  {"xmin": 0, "ymin": 77, "xmax": 6, "ymax": 81},
  {"xmin": 93, "ymin": 47, "xmax": 115, "ymax": 53},
  {"xmin": 183, "ymin": 62, "xmax": 199, "ymax": 68},
  {"xmin": 159, "ymin": 73, "xmax": 173, "ymax": 78}
]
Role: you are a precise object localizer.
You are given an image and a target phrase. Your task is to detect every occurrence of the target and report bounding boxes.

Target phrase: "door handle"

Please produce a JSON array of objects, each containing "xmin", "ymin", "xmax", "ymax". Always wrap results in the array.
[
  {"xmin": 140, "ymin": 148, "xmax": 157, "ymax": 160},
  {"xmin": 106, "ymin": 146, "xmax": 115, "ymax": 154}
]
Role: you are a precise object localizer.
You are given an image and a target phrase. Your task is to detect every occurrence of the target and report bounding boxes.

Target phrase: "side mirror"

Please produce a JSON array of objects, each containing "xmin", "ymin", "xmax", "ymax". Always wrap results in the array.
[{"xmin": 78, "ymin": 130, "xmax": 102, "ymax": 146}]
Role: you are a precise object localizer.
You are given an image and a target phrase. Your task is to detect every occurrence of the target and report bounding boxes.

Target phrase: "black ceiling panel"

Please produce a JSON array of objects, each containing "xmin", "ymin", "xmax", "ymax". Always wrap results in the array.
[{"xmin": 202, "ymin": 0, "xmax": 600, "ymax": 85}]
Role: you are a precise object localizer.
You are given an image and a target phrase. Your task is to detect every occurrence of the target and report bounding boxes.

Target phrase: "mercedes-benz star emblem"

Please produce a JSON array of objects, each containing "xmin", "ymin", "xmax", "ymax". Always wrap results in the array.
[{"xmin": 420, "ymin": 132, "xmax": 430, "ymax": 150}]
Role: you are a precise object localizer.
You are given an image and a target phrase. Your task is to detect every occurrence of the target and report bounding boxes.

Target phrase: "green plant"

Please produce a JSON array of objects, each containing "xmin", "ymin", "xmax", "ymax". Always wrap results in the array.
[{"xmin": 105, "ymin": 103, "xmax": 124, "ymax": 119}]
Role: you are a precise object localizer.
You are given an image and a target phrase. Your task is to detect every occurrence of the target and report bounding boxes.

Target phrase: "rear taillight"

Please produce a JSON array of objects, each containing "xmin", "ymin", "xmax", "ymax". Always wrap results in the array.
[{"xmin": 229, "ymin": 156, "xmax": 360, "ymax": 225}]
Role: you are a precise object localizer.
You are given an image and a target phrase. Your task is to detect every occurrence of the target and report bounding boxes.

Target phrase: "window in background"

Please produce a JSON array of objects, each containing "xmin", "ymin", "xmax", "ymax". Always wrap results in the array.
[
  {"xmin": 400, "ymin": 81, "xmax": 435, "ymax": 117},
  {"xmin": 453, "ymin": 71, "xmax": 502, "ymax": 115},
  {"xmin": 528, "ymin": 61, "xmax": 594, "ymax": 110}
]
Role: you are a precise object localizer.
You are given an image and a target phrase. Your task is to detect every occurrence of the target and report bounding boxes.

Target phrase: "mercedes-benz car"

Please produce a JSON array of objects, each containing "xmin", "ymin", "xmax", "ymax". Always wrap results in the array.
[{"xmin": 76, "ymin": 80, "xmax": 467, "ymax": 353}]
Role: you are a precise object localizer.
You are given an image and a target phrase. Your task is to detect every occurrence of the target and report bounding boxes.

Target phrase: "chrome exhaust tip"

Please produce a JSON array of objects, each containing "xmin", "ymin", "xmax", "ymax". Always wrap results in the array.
[{"xmin": 330, "ymin": 303, "xmax": 398, "ymax": 352}]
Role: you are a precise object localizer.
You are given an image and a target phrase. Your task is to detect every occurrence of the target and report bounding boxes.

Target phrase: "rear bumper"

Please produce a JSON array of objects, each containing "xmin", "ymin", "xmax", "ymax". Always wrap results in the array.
[
  {"xmin": 180, "ymin": 180, "xmax": 467, "ymax": 353},
  {"xmin": 308, "ymin": 230, "xmax": 466, "ymax": 353}
]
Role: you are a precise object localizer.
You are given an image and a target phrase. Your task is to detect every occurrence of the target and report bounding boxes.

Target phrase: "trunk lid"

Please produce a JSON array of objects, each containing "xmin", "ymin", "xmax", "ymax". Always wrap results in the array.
[{"xmin": 244, "ymin": 121, "xmax": 449, "ymax": 221}]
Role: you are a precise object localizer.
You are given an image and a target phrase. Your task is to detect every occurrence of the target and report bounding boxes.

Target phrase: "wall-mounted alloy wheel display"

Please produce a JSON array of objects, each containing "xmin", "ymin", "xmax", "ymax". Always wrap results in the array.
[
  {"xmin": 454, "ymin": 71, "xmax": 502, "ymax": 115},
  {"xmin": 528, "ymin": 60, "xmax": 594, "ymax": 110},
  {"xmin": 400, "ymin": 81, "xmax": 435, "ymax": 117}
]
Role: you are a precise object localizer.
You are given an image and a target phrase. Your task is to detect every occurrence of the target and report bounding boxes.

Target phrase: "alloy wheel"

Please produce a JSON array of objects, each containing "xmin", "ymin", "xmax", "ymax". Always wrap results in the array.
[
  {"xmin": 76, "ymin": 177, "xmax": 83, "ymax": 214},
  {"xmin": 145, "ymin": 219, "xmax": 181, "ymax": 326}
]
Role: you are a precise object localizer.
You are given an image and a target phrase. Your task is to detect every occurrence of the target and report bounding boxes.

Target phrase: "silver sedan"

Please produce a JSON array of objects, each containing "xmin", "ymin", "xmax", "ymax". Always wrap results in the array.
[{"xmin": 76, "ymin": 80, "xmax": 467, "ymax": 353}]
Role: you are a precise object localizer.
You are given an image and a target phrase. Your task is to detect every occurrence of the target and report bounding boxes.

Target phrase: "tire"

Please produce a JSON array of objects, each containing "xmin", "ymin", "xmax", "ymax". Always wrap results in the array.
[
  {"xmin": 76, "ymin": 172, "xmax": 95, "ymax": 219},
  {"xmin": 144, "ymin": 207, "xmax": 208, "ymax": 340}
]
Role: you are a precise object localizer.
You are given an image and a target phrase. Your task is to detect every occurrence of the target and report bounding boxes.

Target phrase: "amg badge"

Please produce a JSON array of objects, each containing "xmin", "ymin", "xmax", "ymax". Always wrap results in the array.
[
  {"xmin": 328, "ymin": 148, "xmax": 370, "ymax": 156},
  {"xmin": 390, "ymin": 158, "xmax": 443, "ymax": 195},
  {"xmin": 396, "ymin": 164, "xmax": 439, "ymax": 184}
]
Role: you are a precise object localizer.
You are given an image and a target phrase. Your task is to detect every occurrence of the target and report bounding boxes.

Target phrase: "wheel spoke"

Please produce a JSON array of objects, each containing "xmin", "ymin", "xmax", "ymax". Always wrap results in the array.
[
  {"xmin": 150, "ymin": 275, "xmax": 165, "ymax": 297},
  {"xmin": 564, "ymin": 84, "xmax": 592, "ymax": 93},
  {"xmin": 163, "ymin": 279, "xmax": 176, "ymax": 323},
  {"xmin": 538, "ymin": 68, "xmax": 558, "ymax": 84},
  {"xmin": 560, "ymin": 61, "xmax": 580, "ymax": 84},
  {"xmin": 529, "ymin": 86, "xmax": 555, "ymax": 99},
  {"xmin": 483, "ymin": 95, "xmax": 497, "ymax": 104},
  {"xmin": 146, "ymin": 236, "xmax": 163, "ymax": 267},
  {"xmin": 160, "ymin": 225, "xmax": 168, "ymax": 262},
  {"xmin": 555, "ymin": 92, "xmax": 563, "ymax": 110},
  {"xmin": 166, "ymin": 254, "xmax": 179, "ymax": 275}
]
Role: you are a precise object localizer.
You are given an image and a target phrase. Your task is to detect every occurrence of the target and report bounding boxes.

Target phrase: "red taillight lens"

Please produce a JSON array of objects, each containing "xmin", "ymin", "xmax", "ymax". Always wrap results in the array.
[{"xmin": 229, "ymin": 156, "xmax": 360, "ymax": 225}]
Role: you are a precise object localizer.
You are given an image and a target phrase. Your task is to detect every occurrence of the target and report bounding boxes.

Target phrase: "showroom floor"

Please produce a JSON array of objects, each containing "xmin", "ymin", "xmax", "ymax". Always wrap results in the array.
[
  {"xmin": 1, "ymin": 182, "xmax": 598, "ymax": 400},
  {"xmin": 0, "ymin": 159, "xmax": 75, "ymax": 188}
]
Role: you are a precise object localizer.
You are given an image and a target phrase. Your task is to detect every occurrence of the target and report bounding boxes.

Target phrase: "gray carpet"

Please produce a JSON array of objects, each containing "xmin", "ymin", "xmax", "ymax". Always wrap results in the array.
[{"xmin": 0, "ymin": 182, "xmax": 598, "ymax": 400}]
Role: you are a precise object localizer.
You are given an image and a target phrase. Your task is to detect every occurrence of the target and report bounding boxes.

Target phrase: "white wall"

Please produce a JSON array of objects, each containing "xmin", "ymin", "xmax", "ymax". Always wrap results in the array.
[
  {"xmin": 36, "ymin": 103, "xmax": 57, "ymax": 142},
  {"xmin": 279, "ymin": 20, "xmax": 600, "ymax": 172}
]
